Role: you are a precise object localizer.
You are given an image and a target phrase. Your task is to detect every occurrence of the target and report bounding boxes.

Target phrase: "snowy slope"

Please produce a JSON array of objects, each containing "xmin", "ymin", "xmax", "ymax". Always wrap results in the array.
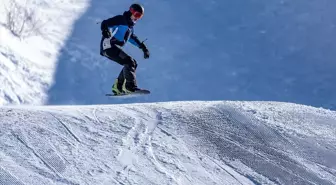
[
  {"xmin": 1, "ymin": 101, "xmax": 335, "ymax": 185},
  {"xmin": 0, "ymin": 0, "xmax": 88, "ymax": 105}
]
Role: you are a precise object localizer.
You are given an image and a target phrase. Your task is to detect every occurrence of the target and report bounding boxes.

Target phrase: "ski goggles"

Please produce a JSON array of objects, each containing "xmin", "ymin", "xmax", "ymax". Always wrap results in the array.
[{"xmin": 130, "ymin": 8, "xmax": 143, "ymax": 19}]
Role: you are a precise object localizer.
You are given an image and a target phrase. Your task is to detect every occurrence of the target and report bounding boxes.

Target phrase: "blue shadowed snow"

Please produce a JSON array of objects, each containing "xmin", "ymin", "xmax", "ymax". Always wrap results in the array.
[{"xmin": 47, "ymin": 0, "xmax": 336, "ymax": 109}]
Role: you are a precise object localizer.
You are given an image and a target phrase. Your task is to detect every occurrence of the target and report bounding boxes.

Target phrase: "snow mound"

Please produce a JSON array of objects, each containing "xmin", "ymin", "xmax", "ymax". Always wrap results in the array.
[{"xmin": 0, "ymin": 101, "xmax": 335, "ymax": 185}]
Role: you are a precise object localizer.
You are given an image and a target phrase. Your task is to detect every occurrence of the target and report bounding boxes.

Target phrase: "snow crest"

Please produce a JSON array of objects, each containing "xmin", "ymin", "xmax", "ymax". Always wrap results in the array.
[{"xmin": 0, "ymin": 101, "xmax": 335, "ymax": 185}]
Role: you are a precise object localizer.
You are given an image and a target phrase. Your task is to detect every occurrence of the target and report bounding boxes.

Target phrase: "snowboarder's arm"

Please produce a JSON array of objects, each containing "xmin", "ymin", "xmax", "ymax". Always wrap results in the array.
[
  {"xmin": 101, "ymin": 18, "xmax": 117, "ymax": 31},
  {"xmin": 130, "ymin": 33, "xmax": 150, "ymax": 59},
  {"xmin": 129, "ymin": 33, "xmax": 142, "ymax": 48}
]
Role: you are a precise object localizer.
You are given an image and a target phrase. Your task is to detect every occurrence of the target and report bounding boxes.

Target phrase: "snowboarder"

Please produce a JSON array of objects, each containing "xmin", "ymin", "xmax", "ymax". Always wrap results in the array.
[{"xmin": 100, "ymin": 3, "xmax": 150, "ymax": 95}]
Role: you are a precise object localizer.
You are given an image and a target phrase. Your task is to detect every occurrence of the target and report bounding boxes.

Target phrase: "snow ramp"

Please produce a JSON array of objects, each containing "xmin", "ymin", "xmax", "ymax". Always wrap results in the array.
[{"xmin": 0, "ymin": 101, "xmax": 335, "ymax": 185}]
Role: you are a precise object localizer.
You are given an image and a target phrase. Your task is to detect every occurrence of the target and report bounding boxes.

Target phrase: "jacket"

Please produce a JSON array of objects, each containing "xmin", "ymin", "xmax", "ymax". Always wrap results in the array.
[{"xmin": 100, "ymin": 11, "xmax": 143, "ymax": 51}]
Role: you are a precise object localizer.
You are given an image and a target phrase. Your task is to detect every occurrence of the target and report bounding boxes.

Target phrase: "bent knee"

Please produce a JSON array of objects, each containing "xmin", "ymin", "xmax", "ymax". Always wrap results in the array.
[{"xmin": 125, "ymin": 57, "xmax": 137, "ymax": 68}]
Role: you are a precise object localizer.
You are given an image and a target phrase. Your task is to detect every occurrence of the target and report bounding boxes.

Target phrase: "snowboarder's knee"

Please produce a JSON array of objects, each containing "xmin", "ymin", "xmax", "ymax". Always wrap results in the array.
[{"xmin": 124, "ymin": 56, "xmax": 137, "ymax": 68}]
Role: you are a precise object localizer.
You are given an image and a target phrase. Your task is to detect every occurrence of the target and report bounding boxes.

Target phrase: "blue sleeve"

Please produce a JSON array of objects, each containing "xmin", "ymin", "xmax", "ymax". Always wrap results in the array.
[
  {"xmin": 129, "ymin": 37, "xmax": 140, "ymax": 47},
  {"xmin": 128, "ymin": 32, "xmax": 142, "ymax": 48}
]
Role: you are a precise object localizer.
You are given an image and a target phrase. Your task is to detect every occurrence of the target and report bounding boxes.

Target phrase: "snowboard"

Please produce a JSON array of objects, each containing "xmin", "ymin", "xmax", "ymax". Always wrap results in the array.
[{"xmin": 106, "ymin": 89, "xmax": 150, "ymax": 97}]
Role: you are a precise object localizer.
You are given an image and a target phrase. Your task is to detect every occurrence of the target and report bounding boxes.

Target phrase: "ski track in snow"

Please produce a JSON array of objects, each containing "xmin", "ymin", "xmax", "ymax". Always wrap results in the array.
[{"xmin": 0, "ymin": 101, "xmax": 335, "ymax": 185}]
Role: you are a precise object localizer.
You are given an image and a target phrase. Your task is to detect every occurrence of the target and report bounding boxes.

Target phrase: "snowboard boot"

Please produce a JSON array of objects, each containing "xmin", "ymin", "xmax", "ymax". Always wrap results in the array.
[
  {"xmin": 112, "ymin": 79, "xmax": 123, "ymax": 95},
  {"xmin": 122, "ymin": 81, "xmax": 141, "ymax": 94}
]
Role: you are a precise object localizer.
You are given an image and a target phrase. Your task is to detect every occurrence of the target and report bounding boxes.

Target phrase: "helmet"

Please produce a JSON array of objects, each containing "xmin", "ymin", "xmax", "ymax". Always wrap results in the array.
[{"xmin": 129, "ymin": 3, "xmax": 144, "ymax": 19}]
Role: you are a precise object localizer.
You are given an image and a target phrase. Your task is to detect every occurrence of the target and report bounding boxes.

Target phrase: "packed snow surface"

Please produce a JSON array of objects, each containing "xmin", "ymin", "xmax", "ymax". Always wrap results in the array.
[{"xmin": 0, "ymin": 101, "xmax": 335, "ymax": 185}]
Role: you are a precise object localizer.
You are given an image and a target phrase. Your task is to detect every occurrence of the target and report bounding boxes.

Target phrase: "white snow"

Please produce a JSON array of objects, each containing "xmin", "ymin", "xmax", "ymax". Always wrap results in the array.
[
  {"xmin": 0, "ymin": 101, "xmax": 335, "ymax": 185},
  {"xmin": 0, "ymin": 0, "xmax": 336, "ymax": 184},
  {"xmin": 0, "ymin": 0, "xmax": 88, "ymax": 105}
]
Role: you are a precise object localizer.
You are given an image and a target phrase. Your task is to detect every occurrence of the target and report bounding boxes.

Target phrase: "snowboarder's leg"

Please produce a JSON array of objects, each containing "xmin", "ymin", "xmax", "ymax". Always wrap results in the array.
[
  {"xmin": 111, "ymin": 79, "xmax": 122, "ymax": 95},
  {"xmin": 111, "ymin": 69, "xmax": 125, "ymax": 95},
  {"xmin": 118, "ymin": 51, "xmax": 139, "ymax": 93},
  {"xmin": 117, "ymin": 69, "xmax": 124, "ymax": 86},
  {"xmin": 102, "ymin": 46, "xmax": 127, "ymax": 94},
  {"xmin": 102, "ymin": 46, "xmax": 140, "ymax": 93}
]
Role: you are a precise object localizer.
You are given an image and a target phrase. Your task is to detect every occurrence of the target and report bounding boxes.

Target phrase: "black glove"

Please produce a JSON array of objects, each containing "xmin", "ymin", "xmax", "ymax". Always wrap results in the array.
[
  {"xmin": 143, "ymin": 48, "xmax": 150, "ymax": 59},
  {"xmin": 102, "ymin": 29, "xmax": 111, "ymax": 38},
  {"xmin": 140, "ymin": 43, "xmax": 150, "ymax": 59}
]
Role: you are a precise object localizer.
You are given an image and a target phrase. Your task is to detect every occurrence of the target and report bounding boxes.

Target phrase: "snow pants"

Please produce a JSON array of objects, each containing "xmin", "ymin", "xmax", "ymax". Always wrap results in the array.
[{"xmin": 101, "ymin": 44, "xmax": 138, "ymax": 89}]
